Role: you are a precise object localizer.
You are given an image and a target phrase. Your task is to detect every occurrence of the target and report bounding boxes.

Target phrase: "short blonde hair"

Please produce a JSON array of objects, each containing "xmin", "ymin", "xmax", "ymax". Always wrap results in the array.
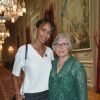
[{"xmin": 52, "ymin": 33, "xmax": 73, "ymax": 52}]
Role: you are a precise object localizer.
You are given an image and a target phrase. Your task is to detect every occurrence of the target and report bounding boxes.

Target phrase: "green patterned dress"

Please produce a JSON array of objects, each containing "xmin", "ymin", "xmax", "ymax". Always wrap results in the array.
[{"xmin": 49, "ymin": 56, "xmax": 88, "ymax": 100}]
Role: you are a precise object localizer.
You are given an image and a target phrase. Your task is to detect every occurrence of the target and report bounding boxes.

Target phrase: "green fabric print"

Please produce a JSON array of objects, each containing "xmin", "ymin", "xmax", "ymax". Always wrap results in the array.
[{"xmin": 49, "ymin": 56, "xmax": 88, "ymax": 100}]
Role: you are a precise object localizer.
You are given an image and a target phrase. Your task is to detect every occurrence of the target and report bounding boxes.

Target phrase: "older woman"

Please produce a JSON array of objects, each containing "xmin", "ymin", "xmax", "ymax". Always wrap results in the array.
[{"xmin": 49, "ymin": 33, "xmax": 88, "ymax": 100}]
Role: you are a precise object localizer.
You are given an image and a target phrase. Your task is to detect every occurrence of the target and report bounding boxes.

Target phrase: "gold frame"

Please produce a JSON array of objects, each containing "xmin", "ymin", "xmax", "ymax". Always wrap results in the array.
[{"xmin": 31, "ymin": 12, "xmax": 40, "ymax": 42}]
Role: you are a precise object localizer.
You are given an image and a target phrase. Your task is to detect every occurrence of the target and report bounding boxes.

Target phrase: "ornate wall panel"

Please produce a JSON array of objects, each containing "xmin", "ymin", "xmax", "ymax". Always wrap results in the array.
[{"xmin": 56, "ymin": 0, "xmax": 99, "ymax": 89}]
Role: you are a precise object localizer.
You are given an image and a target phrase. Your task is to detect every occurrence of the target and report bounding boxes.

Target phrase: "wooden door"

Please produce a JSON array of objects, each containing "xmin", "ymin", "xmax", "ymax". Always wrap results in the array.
[{"xmin": 26, "ymin": 27, "xmax": 31, "ymax": 44}]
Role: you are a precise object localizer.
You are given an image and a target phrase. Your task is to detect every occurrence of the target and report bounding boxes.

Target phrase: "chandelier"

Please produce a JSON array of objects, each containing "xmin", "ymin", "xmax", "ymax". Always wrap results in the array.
[
  {"xmin": 0, "ymin": 23, "xmax": 10, "ymax": 44},
  {"xmin": 0, "ymin": 23, "xmax": 10, "ymax": 51},
  {"xmin": 0, "ymin": 0, "xmax": 26, "ymax": 23}
]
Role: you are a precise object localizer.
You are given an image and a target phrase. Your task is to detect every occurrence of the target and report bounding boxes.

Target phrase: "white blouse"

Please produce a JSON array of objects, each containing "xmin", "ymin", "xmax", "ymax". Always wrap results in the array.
[{"xmin": 12, "ymin": 44, "xmax": 54, "ymax": 94}]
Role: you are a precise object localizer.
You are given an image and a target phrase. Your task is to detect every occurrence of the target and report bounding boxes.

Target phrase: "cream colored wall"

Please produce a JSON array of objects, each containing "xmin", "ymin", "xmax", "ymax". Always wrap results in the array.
[{"xmin": 55, "ymin": 0, "xmax": 99, "ymax": 89}]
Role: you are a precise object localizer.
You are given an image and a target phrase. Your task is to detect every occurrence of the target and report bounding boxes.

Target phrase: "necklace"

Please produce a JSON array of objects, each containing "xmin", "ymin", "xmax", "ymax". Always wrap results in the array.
[
  {"xmin": 34, "ymin": 47, "xmax": 46, "ymax": 57},
  {"xmin": 31, "ymin": 43, "xmax": 46, "ymax": 57},
  {"xmin": 34, "ymin": 47, "xmax": 44, "ymax": 52}
]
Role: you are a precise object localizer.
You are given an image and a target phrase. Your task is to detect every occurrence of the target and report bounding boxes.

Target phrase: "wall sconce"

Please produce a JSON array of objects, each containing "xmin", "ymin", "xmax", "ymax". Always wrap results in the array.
[
  {"xmin": 0, "ymin": 44, "xmax": 2, "ymax": 51},
  {"xmin": 8, "ymin": 46, "xmax": 14, "ymax": 54}
]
